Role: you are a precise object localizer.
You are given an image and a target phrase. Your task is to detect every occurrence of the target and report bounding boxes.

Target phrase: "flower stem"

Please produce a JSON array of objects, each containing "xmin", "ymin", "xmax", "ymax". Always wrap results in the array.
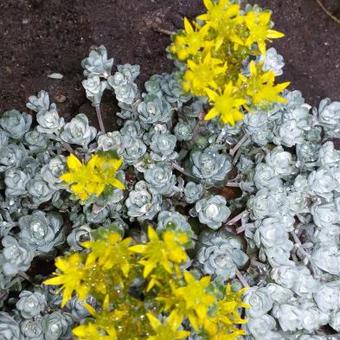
[{"xmin": 95, "ymin": 105, "xmax": 106, "ymax": 133}]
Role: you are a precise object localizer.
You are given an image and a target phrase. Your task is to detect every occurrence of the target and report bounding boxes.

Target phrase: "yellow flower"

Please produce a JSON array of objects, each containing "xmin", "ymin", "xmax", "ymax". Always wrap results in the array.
[
  {"xmin": 83, "ymin": 232, "xmax": 133, "ymax": 276},
  {"xmin": 198, "ymin": 0, "xmax": 244, "ymax": 48},
  {"xmin": 204, "ymin": 82, "xmax": 246, "ymax": 125},
  {"xmin": 60, "ymin": 154, "xmax": 103, "ymax": 201},
  {"xmin": 129, "ymin": 227, "xmax": 189, "ymax": 278},
  {"xmin": 161, "ymin": 272, "xmax": 215, "ymax": 331},
  {"xmin": 170, "ymin": 18, "xmax": 211, "ymax": 61},
  {"xmin": 242, "ymin": 61, "xmax": 290, "ymax": 105},
  {"xmin": 92, "ymin": 153, "xmax": 125, "ymax": 190},
  {"xmin": 73, "ymin": 322, "xmax": 117, "ymax": 340},
  {"xmin": 183, "ymin": 53, "xmax": 227, "ymax": 96},
  {"xmin": 244, "ymin": 11, "xmax": 284, "ymax": 55},
  {"xmin": 60, "ymin": 153, "xmax": 125, "ymax": 202},
  {"xmin": 204, "ymin": 285, "xmax": 249, "ymax": 338},
  {"xmin": 147, "ymin": 313, "xmax": 190, "ymax": 340},
  {"xmin": 44, "ymin": 253, "xmax": 89, "ymax": 307}
]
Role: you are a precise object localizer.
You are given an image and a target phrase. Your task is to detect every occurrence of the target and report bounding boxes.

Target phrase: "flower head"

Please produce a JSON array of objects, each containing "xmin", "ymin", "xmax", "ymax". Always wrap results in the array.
[
  {"xmin": 170, "ymin": 18, "xmax": 211, "ymax": 61},
  {"xmin": 198, "ymin": 0, "xmax": 243, "ymax": 48},
  {"xmin": 44, "ymin": 253, "xmax": 89, "ymax": 307},
  {"xmin": 83, "ymin": 232, "xmax": 133, "ymax": 275},
  {"xmin": 147, "ymin": 313, "xmax": 190, "ymax": 340},
  {"xmin": 60, "ymin": 152, "xmax": 124, "ymax": 202},
  {"xmin": 242, "ymin": 61, "xmax": 290, "ymax": 106},
  {"xmin": 205, "ymin": 82, "xmax": 246, "ymax": 125},
  {"xmin": 130, "ymin": 227, "xmax": 189, "ymax": 278},
  {"xmin": 244, "ymin": 11, "xmax": 284, "ymax": 54},
  {"xmin": 183, "ymin": 53, "xmax": 227, "ymax": 96},
  {"xmin": 163, "ymin": 272, "xmax": 215, "ymax": 331}
]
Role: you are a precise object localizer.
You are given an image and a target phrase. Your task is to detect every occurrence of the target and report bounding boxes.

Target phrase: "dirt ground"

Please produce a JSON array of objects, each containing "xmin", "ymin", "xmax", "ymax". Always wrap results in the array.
[{"xmin": 0, "ymin": 0, "xmax": 339, "ymax": 127}]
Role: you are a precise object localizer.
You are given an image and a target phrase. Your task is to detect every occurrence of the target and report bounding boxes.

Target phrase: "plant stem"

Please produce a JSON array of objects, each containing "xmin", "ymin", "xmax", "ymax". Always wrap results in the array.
[
  {"xmin": 315, "ymin": 0, "xmax": 340, "ymax": 25},
  {"xmin": 153, "ymin": 27, "xmax": 175, "ymax": 36},
  {"xmin": 236, "ymin": 225, "xmax": 246, "ymax": 234},
  {"xmin": 235, "ymin": 268, "xmax": 249, "ymax": 288},
  {"xmin": 230, "ymin": 134, "xmax": 249, "ymax": 157},
  {"xmin": 290, "ymin": 231, "xmax": 310, "ymax": 260},
  {"xmin": 62, "ymin": 142, "xmax": 75, "ymax": 155},
  {"xmin": 95, "ymin": 105, "xmax": 106, "ymax": 133},
  {"xmin": 226, "ymin": 181, "xmax": 240, "ymax": 187},
  {"xmin": 225, "ymin": 210, "xmax": 247, "ymax": 226},
  {"xmin": 171, "ymin": 161, "xmax": 197, "ymax": 179}
]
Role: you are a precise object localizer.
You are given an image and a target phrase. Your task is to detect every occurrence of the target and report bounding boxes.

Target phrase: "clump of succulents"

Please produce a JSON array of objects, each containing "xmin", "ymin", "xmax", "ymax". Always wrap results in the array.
[{"xmin": 0, "ymin": 0, "xmax": 339, "ymax": 338}]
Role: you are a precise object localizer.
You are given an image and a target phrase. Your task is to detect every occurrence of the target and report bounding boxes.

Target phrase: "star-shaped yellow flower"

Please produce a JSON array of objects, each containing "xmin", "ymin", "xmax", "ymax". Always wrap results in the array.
[
  {"xmin": 129, "ymin": 227, "xmax": 189, "ymax": 278},
  {"xmin": 241, "ymin": 61, "xmax": 290, "ymax": 105},
  {"xmin": 170, "ymin": 18, "xmax": 211, "ymax": 61},
  {"xmin": 44, "ymin": 253, "xmax": 89, "ymax": 307},
  {"xmin": 244, "ymin": 11, "xmax": 284, "ymax": 55},
  {"xmin": 147, "ymin": 313, "xmax": 190, "ymax": 340},
  {"xmin": 204, "ymin": 82, "xmax": 246, "ymax": 125},
  {"xmin": 60, "ymin": 152, "xmax": 125, "ymax": 202}
]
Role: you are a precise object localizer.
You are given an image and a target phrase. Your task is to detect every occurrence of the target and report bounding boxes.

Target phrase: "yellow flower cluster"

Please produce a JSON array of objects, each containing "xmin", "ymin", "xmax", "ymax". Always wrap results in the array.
[
  {"xmin": 170, "ymin": 0, "xmax": 290, "ymax": 125},
  {"xmin": 60, "ymin": 152, "xmax": 125, "ymax": 202},
  {"xmin": 45, "ymin": 227, "xmax": 248, "ymax": 339}
]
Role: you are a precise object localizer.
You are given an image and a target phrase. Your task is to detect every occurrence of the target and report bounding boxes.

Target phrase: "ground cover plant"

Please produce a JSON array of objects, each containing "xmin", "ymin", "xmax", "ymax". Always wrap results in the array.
[{"xmin": 0, "ymin": 0, "xmax": 339, "ymax": 339}]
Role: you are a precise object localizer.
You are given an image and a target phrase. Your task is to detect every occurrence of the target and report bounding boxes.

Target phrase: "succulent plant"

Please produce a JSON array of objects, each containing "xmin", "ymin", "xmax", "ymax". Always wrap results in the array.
[
  {"xmin": 197, "ymin": 230, "xmax": 248, "ymax": 279},
  {"xmin": 125, "ymin": 180, "xmax": 162, "ymax": 221},
  {"xmin": 40, "ymin": 155, "xmax": 66, "ymax": 190},
  {"xmin": 20, "ymin": 317, "xmax": 44, "ymax": 339},
  {"xmin": 0, "ymin": 236, "xmax": 34, "ymax": 276},
  {"xmin": 157, "ymin": 211, "xmax": 194, "ymax": 237},
  {"xmin": 144, "ymin": 163, "xmax": 176, "ymax": 196},
  {"xmin": 190, "ymin": 146, "xmax": 232, "ymax": 185},
  {"xmin": 81, "ymin": 45, "xmax": 114, "ymax": 78},
  {"xmin": 138, "ymin": 93, "xmax": 172, "ymax": 125},
  {"xmin": 260, "ymin": 47, "xmax": 285, "ymax": 76},
  {"xmin": 26, "ymin": 176, "xmax": 55, "ymax": 205},
  {"xmin": 82, "ymin": 75, "xmax": 107, "ymax": 106},
  {"xmin": 41, "ymin": 311, "xmax": 73, "ymax": 340},
  {"xmin": 195, "ymin": 195, "xmax": 230, "ymax": 230},
  {"xmin": 0, "ymin": 312, "xmax": 21, "ymax": 340},
  {"xmin": 4, "ymin": 168, "xmax": 29, "ymax": 197},
  {"xmin": 121, "ymin": 138, "xmax": 147, "ymax": 165},
  {"xmin": 60, "ymin": 114, "xmax": 96, "ymax": 148},
  {"xmin": 150, "ymin": 131, "xmax": 177, "ymax": 161},
  {"xmin": 174, "ymin": 120, "xmax": 194, "ymax": 141},
  {"xmin": 26, "ymin": 90, "xmax": 50, "ymax": 113},
  {"xmin": 18, "ymin": 211, "xmax": 64, "ymax": 253},
  {"xmin": 0, "ymin": 110, "xmax": 32, "ymax": 140},
  {"xmin": 108, "ymin": 64, "xmax": 140, "ymax": 105},
  {"xmin": 159, "ymin": 73, "xmax": 191, "ymax": 105},
  {"xmin": 36, "ymin": 104, "xmax": 65, "ymax": 135},
  {"xmin": 16, "ymin": 291, "xmax": 47, "ymax": 319},
  {"xmin": 66, "ymin": 225, "xmax": 92, "ymax": 251},
  {"xmin": 184, "ymin": 181, "xmax": 203, "ymax": 204}
]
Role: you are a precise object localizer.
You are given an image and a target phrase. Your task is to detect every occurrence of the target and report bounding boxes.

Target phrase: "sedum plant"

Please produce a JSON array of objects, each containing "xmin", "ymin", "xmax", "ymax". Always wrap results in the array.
[
  {"xmin": 0, "ymin": 0, "xmax": 339, "ymax": 339},
  {"xmin": 169, "ymin": 0, "xmax": 290, "ymax": 125},
  {"xmin": 45, "ymin": 227, "xmax": 248, "ymax": 339}
]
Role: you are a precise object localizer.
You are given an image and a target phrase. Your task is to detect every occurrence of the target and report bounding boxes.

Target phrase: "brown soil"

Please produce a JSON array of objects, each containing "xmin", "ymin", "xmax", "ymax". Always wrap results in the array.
[{"xmin": 0, "ymin": 0, "xmax": 339, "ymax": 125}]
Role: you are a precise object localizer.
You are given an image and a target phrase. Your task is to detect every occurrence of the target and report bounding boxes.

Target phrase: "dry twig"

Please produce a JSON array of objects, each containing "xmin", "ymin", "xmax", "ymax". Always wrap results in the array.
[{"xmin": 315, "ymin": 0, "xmax": 340, "ymax": 25}]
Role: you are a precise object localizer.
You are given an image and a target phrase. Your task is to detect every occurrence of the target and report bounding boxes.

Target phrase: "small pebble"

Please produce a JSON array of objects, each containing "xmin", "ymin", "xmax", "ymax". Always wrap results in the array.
[
  {"xmin": 48, "ymin": 73, "xmax": 64, "ymax": 80},
  {"xmin": 54, "ymin": 94, "xmax": 67, "ymax": 103}
]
